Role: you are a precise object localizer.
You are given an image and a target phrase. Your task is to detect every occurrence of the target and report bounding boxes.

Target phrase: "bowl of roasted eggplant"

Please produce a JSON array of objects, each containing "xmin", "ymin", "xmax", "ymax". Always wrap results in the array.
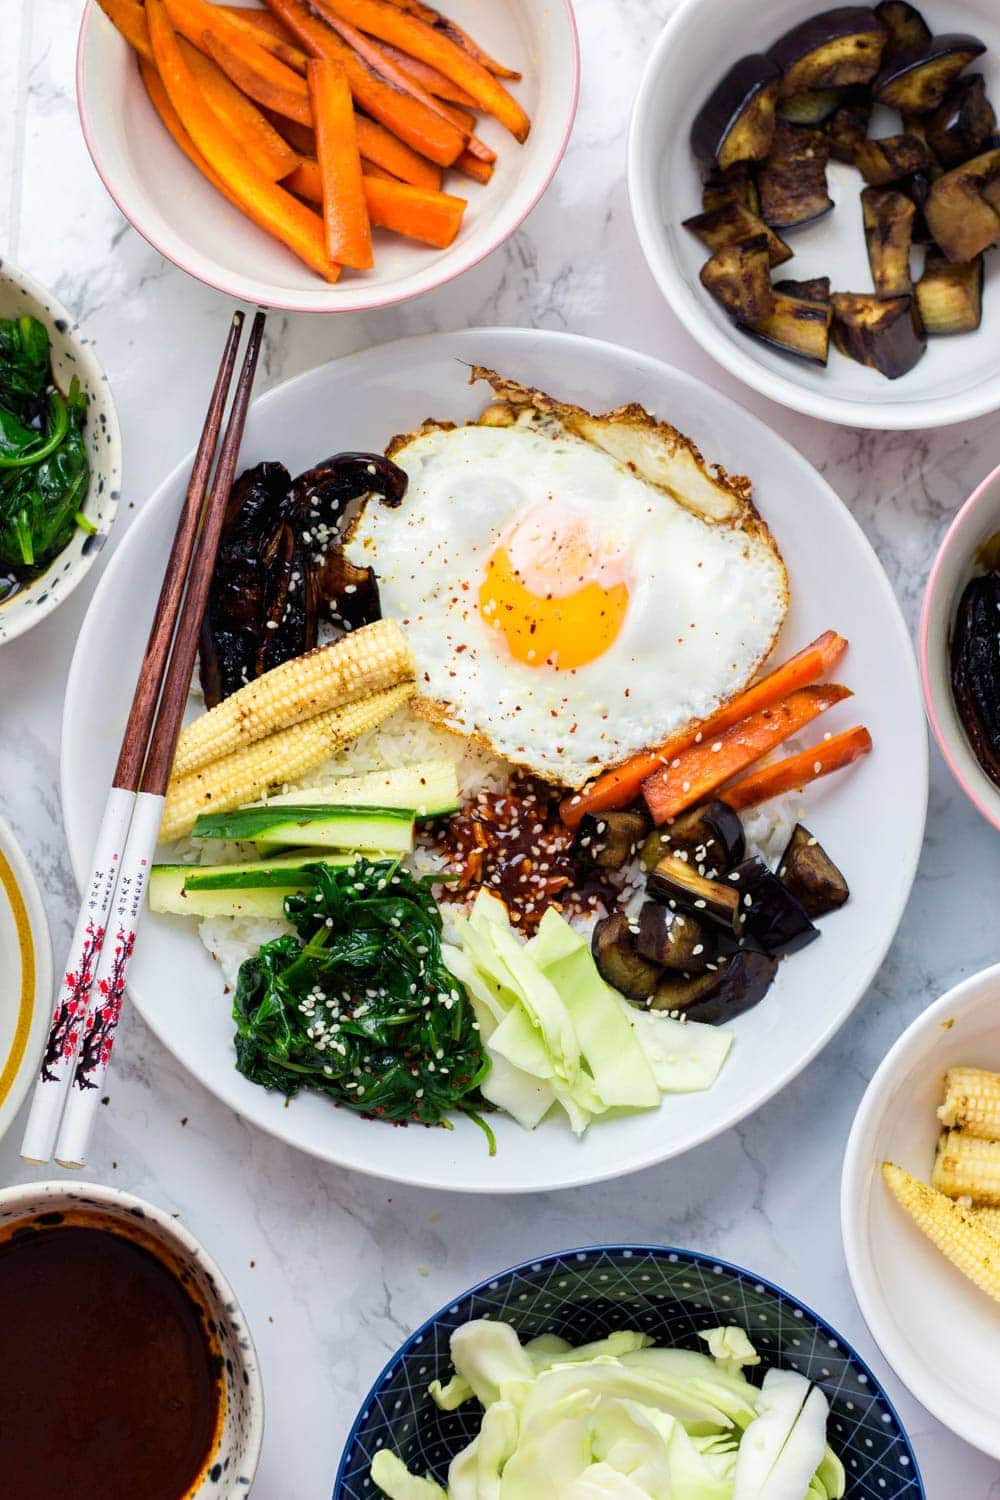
[
  {"xmin": 0, "ymin": 260, "xmax": 121, "ymax": 644},
  {"xmin": 920, "ymin": 459, "xmax": 1000, "ymax": 831},
  {"xmin": 629, "ymin": 0, "xmax": 1000, "ymax": 429}
]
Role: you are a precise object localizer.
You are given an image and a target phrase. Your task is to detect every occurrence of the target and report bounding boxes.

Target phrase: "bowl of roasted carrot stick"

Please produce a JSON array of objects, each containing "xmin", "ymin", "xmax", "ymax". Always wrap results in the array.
[
  {"xmin": 842, "ymin": 962, "xmax": 1000, "ymax": 1460},
  {"xmin": 77, "ymin": 0, "xmax": 578, "ymax": 311}
]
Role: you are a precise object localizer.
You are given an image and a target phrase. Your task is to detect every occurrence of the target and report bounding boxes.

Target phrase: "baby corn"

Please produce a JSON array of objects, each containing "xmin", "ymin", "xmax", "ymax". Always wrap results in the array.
[
  {"xmin": 172, "ymin": 618, "xmax": 414, "ymax": 779},
  {"xmin": 882, "ymin": 1163, "xmax": 1000, "ymax": 1304},
  {"xmin": 937, "ymin": 1065, "xmax": 1000, "ymax": 1141},
  {"xmin": 932, "ymin": 1129, "xmax": 1000, "ymax": 1206},
  {"xmin": 161, "ymin": 683, "xmax": 414, "ymax": 842},
  {"xmin": 970, "ymin": 1206, "xmax": 1000, "ymax": 1242}
]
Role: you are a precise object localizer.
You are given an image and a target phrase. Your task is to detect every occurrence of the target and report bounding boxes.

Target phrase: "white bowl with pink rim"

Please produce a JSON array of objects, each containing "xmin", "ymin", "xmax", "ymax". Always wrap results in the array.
[
  {"xmin": 841, "ymin": 961, "xmax": 1000, "ymax": 1459},
  {"xmin": 76, "ymin": 0, "xmax": 579, "ymax": 314},
  {"xmin": 919, "ymin": 460, "xmax": 1000, "ymax": 832},
  {"xmin": 0, "ymin": 1178, "xmax": 265, "ymax": 1495}
]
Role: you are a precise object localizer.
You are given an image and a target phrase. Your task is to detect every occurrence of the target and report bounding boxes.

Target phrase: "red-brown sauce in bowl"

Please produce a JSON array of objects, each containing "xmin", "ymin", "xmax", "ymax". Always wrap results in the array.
[{"xmin": 0, "ymin": 1211, "xmax": 223, "ymax": 1500}]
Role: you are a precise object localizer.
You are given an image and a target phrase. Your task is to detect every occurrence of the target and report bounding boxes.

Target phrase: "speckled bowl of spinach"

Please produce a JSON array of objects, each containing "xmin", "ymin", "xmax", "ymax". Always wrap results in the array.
[{"xmin": 0, "ymin": 258, "xmax": 121, "ymax": 645}]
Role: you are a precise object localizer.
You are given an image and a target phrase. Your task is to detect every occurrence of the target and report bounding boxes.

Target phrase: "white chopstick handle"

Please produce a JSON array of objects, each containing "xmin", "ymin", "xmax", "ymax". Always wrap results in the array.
[
  {"xmin": 19, "ymin": 787, "xmax": 135, "ymax": 1165},
  {"xmin": 54, "ymin": 791, "xmax": 164, "ymax": 1170}
]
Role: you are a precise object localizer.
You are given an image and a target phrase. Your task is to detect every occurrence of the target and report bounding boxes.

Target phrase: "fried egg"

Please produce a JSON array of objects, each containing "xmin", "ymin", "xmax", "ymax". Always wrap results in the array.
[{"xmin": 346, "ymin": 373, "xmax": 789, "ymax": 788}]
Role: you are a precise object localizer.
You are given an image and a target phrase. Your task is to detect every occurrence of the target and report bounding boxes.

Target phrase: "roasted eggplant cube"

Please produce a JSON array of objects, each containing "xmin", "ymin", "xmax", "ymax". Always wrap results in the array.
[
  {"xmin": 830, "ymin": 291, "xmax": 926, "ymax": 376},
  {"xmin": 773, "ymin": 275, "xmax": 832, "ymax": 303},
  {"xmin": 647, "ymin": 853, "xmax": 742, "ymax": 935},
  {"xmin": 728, "ymin": 857, "xmax": 819, "ymax": 955},
  {"xmin": 571, "ymin": 809, "xmax": 648, "ymax": 871},
  {"xmin": 915, "ymin": 252, "xmax": 983, "ymax": 334},
  {"xmin": 758, "ymin": 123, "xmax": 833, "ymax": 228},
  {"xmin": 777, "ymin": 87, "xmax": 844, "ymax": 125},
  {"xmin": 768, "ymin": 7, "xmax": 886, "ymax": 96},
  {"xmin": 875, "ymin": 1, "xmax": 931, "ymax": 60},
  {"xmin": 682, "ymin": 202, "xmax": 793, "ymax": 266},
  {"xmin": 702, "ymin": 165, "xmax": 760, "ymax": 215},
  {"xmin": 925, "ymin": 147, "xmax": 1000, "ymax": 261},
  {"xmin": 777, "ymin": 824, "xmax": 850, "ymax": 918},
  {"xmin": 862, "ymin": 187, "xmax": 916, "ymax": 297},
  {"xmin": 874, "ymin": 33, "xmax": 987, "ymax": 115},
  {"xmin": 650, "ymin": 950, "xmax": 778, "ymax": 1024},
  {"xmin": 926, "ymin": 74, "xmax": 997, "ymax": 167},
  {"xmin": 825, "ymin": 89, "xmax": 872, "ymax": 162},
  {"xmin": 591, "ymin": 913, "xmax": 661, "ymax": 1001},
  {"xmin": 639, "ymin": 801, "xmax": 747, "ymax": 877},
  {"xmin": 636, "ymin": 901, "xmax": 715, "ymax": 972},
  {"xmin": 699, "ymin": 236, "xmax": 775, "ymax": 322},
  {"xmin": 855, "ymin": 133, "xmax": 931, "ymax": 185},
  {"xmin": 691, "ymin": 53, "xmax": 781, "ymax": 170},
  {"xmin": 745, "ymin": 291, "xmax": 833, "ymax": 365}
]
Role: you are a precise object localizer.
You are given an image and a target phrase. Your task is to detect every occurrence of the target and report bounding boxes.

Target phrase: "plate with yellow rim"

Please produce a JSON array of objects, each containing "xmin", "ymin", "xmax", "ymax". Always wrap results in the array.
[{"xmin": 0, "ymin": 816, "xmax": 52, "ymax": 1144}]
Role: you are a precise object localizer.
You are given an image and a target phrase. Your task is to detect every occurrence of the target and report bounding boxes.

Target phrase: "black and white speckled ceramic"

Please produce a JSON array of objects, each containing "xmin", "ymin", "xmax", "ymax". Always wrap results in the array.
[
  {"xmin": 0, "ymin": 1181, "xmax": 264, "ymax": 1496},
  {"xmin": 0, "ymin": 260, "xmax": 122, "ymax": 644}
]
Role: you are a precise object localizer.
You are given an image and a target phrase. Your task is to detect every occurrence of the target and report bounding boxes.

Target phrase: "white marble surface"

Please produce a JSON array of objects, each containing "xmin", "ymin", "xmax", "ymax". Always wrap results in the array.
[{"xmin": 3, "ymin": 1, "xmax": 1000, "ymax": 1496}]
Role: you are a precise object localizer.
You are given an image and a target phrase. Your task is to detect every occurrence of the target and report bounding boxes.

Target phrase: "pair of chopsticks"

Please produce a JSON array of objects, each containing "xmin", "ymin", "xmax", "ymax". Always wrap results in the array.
[{"xmin": 21, "ymin": 309, "xmax": 266, "ymax": 1170}]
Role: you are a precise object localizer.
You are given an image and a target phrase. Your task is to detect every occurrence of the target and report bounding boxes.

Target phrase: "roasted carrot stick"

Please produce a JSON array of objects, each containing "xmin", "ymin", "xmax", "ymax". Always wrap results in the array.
[
  {"xmin": 140, "ymin": 54, "xmax": 236, "ymax": 200},
  {"xmin": 216, "ymin": 4, "xmax": 310, "ymax": 70},
  {"xmin": 96, "ymin": 0, "xmax": 154, "ymax": 60},
  {"xmin": 560, "ymin": 631, "xmax": 849, "ymax": 828},
  {"xmin": 377, "ymin": 41, "xmax": 478, "ymax": 106},
  {"xmin": 306, "ymin": 0, "xmax": 530, "ymax": 139},
  {"xmin": 356, "ymin": 116, "xmax": 441, "ymax": 188},
  {"xmin": 180, "ymin": 39, "xmax": 300, "ymax": 179},
  {"xmin": 262, "ymin": 0, "xmax": 466, "ymax": 165},
  {"xmin": 382, "ymin": 0, "xmax": 521, "ymax": 79},
  {"xmin": 454, "ymin": 148, "xmax": 494, "ymax": 183},
  {"xmin": 197, "ymin": 23, "xmax": 313, "ymax": 124},
  {"xmin": 288, "ymin": 160, "xmax": 466, "ymax": 246},
  {"xmin": 146, "ymin": 0, "xmax": 340, "ymax": 281},
  {"xmin": 721, "ymin": 727, "xmax": 873, "ymax": 812},
  {"xmin": 642, "ymin": 685, "xmax": 852, "ymax": 825},
  {"xmin": 359, "ymin": 159, "xmax": 398, "ymax": 181},
  {"xmin": 362, "ymin": 174, "xmax": 467, "ymax": 246},
  {"xmin": 307, "ymin": 59, "xmax": 373, "ymax": 268}
]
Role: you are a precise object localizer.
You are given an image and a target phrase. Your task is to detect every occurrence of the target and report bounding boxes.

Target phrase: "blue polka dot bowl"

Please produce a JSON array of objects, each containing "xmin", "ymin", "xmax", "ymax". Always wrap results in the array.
[
  {"xmin": 335, "ymin": 1244, "xmax": 923, "ymax": 1498},
  {"xmin": 0, "ymin": 258, "xmax": 122, "ymax": 645}
]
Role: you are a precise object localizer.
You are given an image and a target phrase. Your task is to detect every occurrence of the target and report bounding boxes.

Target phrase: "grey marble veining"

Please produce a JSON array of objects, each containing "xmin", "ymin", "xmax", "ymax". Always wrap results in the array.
[{"xmin": 2, "ymin": 1, "xmax": 1000, "ymax": 1496}]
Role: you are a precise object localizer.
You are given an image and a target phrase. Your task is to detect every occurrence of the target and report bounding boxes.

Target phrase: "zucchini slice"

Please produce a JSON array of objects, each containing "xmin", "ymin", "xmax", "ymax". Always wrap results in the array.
[
  {"xmin": 699, "ymin": 235, "xmax": 775, "ymax": 322},
  {"xmin": 926, "ymin": 74, "xmax": 997, "ymax": 166},
  {"xmin": 190, "ymin": 802, "xmax": 415, "ymax": 853},
  {"xmin": 914, "ymin": 252, "xmax": 983, "ymax": 333},
  {"xmin": 758, "ymin": 122, "xmax": 833, "ymax": 229},
  {"xmin": 690, "ymin": 53, "xmax": 781, "ymax": 170},
  {"xmin": 925, "ymin": 146, "xmax": 1000, "ymax": 261},
  {"xmin": 874, "ymin": 1, "xmax": 930, "ymax": 59},
  {"xmin": 745, "ymin": 290, "xmax": 833, "ymax": 364},
  {"xmin": 874, "ymin": 33, "xmax": 987, "ymax": 115},
  {"xmin": 682, "ymin": 201, "xmax": 793, "ymax": 266},
  {"xmin": 767, "ymin": 7, "xmax": 887, "ymax": 96},
  {"xmin": 861, "ymin": 186, "xmax": 916, "ymax": 296},
  {"xmin": 855, "ymin": 132, "xmax": 931, "ymax": 185},
  {"xmin": 830, "ymin": 291, "xmax": 926, "ymax": 376}
]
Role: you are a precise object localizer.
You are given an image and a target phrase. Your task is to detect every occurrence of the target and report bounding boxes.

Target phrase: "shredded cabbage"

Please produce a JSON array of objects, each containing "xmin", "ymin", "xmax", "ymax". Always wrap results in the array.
[
  {"xmin": 371, "ymin": 1321, "xmax": 846, "ymax": 1500},
  {"xmin": 445, "ymin": 894, "xmax": 732, "ymax": 1136}
]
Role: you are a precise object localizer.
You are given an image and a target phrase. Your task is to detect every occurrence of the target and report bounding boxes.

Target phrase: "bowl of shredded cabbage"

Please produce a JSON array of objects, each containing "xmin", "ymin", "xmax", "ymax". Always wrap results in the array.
[{"xmin": 334, "ymin": 1244, "xmax": 922, "ymax": 1499}]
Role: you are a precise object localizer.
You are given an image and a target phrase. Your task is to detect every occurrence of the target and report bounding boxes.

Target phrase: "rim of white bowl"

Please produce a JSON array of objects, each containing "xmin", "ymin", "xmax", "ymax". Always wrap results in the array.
[
  {"xmin": 919, "ymin": 461, "xmax": 1000, "ymax": 833},
  {"xmin": 0, "ymin": 259, "xmax": 123, "ymax": 644},
  {"xmin": 626, "ymin": 0, "xmax": 1000, "ymax": 432},
  {"xmin": 76, "ymin": 0, "xmax": 581, "ymax": 315},
  {"xmin": 0, "ymin": 813, "xmax": 52, "ymax": 1144},
  {"xmin": 841, "ymin": 961, "xmax": 1000, "ymax": 1460}
]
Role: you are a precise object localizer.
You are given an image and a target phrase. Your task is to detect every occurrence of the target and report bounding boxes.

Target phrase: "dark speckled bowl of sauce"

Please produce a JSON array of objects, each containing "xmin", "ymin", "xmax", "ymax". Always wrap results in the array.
[{"xmin": 0, "ymin": 1182, "xmax": 263, "ymax": 1500}]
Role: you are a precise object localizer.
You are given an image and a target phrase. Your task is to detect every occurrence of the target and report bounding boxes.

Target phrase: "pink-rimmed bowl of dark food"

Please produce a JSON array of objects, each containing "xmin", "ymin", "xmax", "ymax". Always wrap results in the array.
[
  {"xmin": 920, "ymin": 460, "xmax": 1000, "ymax": 830},
  {"xmin": 335, "ymin": 1243, "xmax": 923, "ymax": 1498}
]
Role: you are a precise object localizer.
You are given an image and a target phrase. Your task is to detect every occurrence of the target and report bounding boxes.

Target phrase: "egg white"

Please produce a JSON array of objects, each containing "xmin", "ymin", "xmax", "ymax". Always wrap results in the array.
[{"xmin": 346, "ymin": 416, "xmax": 788, "ymax": 787}]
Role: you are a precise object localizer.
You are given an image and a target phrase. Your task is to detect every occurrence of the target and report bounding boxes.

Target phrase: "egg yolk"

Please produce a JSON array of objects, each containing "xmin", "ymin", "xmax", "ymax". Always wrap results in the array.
[{"xmin": 478, "ymin": 518, "xmax": 630, "ymax": 670}]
